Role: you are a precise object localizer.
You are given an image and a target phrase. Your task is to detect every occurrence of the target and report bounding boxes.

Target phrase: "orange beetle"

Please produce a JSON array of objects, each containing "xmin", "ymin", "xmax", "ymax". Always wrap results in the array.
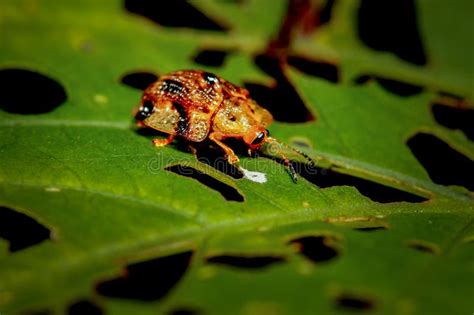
[{"xmin": 134, "ymin": 70, "xmax": 311, "ymax": 182}]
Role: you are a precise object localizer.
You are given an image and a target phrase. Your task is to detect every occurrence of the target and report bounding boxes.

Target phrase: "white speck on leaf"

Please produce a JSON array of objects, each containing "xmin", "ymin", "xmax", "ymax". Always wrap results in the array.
[
  {"xmin": 240, "ymin": 167, "xmax": 267, "ymax": 183},
  {"xmin": 45, "ymin": 187, "xmax": 61, "ymax": 192},
  {"xmin": 93, "ymin": 94, "xmax": 108, "ymax": 104}
]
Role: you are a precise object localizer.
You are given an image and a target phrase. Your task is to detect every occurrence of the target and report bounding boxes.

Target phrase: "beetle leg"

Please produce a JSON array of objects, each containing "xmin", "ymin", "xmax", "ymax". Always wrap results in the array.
[
  {"xmin": 187, "ymin": 144, "xmax": 198, "ymax": 156},
  {"xmin": 209, "ymin": 132, "xmax": 240, "ymax": 164},
  {"xmin": 266, "ymin": 137, "xmax": 298, "ymax": 183},
  {"xmin": 152, "ymin": 134, "xmax": 175, "ymax": 147}
]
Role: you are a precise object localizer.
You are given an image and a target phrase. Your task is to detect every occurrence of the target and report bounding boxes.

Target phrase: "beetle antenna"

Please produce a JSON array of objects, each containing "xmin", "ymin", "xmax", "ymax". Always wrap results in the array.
[
  {"xmin": 267, "ymin": 137, "xmax": 316, "ymax": 166},
  {"xmin": 265, "ymin": 137, "xmax": 316, "ymax": 183},
  {"xmin": 283, "ymin": 142, "xmax": 316, "ymax": 168}
]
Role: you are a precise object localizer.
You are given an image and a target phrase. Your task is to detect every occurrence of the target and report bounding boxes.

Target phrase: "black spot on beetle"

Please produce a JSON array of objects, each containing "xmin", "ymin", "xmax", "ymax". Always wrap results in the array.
[
  {"xmin": 134, "ymin": 100, "xmax": 155, "ymax": 121},
  {"xmin": 161, "ymin": 79, "xmax": 184, "ymax": 95},
  {"xmin": 172, "ymin": 102, "xmax": 190, "ymax": 137},
  {"xmin": 0, "ymin": 69, "xmax": 67, "ymax": 114},
  {"xmin": 96, "ymin": 251, "xmax": 193, "ymax": 301},
  {"xmin": 0, "ymin": 206, "xmax": 51, "ymax": 252},
  {"xmin": 202, "ymin": 72, "xmax": 219, "ymax": 85}
]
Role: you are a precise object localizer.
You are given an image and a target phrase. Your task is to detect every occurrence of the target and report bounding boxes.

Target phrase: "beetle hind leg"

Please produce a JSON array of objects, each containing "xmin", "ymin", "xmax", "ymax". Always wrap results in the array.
[{"xmin": 152, "ymin": 134, "xmax": 175, "ymax": 147}]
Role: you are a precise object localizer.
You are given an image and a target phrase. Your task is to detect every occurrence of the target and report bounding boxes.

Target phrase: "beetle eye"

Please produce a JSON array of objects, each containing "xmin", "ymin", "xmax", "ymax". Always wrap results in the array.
[
  {"xmin": 135, "ymin": 100, "xmax": 154, "ymax": 121},
  {"xmin": 251, "ymin": 132, "xmax": 266, "ymax": 145}
]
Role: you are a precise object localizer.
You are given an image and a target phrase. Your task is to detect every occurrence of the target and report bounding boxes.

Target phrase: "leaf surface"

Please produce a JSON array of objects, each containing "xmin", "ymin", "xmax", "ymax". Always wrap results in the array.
[{"xmin": 0, "ymin": 1, "xmax": 473, "ymax": 314}]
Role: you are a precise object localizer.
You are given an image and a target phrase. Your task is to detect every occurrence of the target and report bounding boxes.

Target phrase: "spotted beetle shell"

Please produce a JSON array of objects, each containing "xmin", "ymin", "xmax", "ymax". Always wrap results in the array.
[{"xmin": 136, "ymin": 70, "xmax": 273, "ymax": 142}]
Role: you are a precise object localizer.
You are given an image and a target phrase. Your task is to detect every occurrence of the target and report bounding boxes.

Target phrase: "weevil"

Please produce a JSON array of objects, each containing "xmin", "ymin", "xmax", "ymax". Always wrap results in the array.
[{"xmin": 133, "ymin": 70, "xmax": 313, "ymax": 182}]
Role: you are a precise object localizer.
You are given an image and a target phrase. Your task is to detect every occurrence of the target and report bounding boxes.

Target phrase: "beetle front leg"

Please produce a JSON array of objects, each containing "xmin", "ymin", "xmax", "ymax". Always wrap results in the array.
[
  {"xmin": 209, "ymin": 132, "xmax": 240, "ymax": 164},
  {"xmin": 152, "ymin": 134, "xmax": 175, "ymax": 147}
]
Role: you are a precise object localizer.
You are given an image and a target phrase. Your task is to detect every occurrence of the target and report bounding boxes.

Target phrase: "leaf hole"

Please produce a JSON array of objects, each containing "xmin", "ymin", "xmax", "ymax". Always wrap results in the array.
[
  {"xmin": 438, "ymin": 91, "xmax": 466, "ymax": 102},
  {"xmin": 254, "ymin": 53, "xmax": 284, "ymax": 80},
  {"xmin": 135, "ymin": 127, "xmax": 171, "ymax": 139},
  {"xmin": 287, "ymin": 56, "xmax": 339, "ymax": 83},
  {"xmin": 293, "ymin": 162, "xmax": 428, "ymax": 203},
  {"xmin": 165, "ymin": 165, "xmax": 244, "ymax": 201},
  {"xmin": 289, "ymin": 235, "xmax": 339, "ymax": 263},
  {"xmin": 355, "ymin": 75, "xmax": 424, "ymax": 97},
  {"xmin": 206, "ymin": 255, "xmax": 285, "ymax": 269},
  {"xmin": 0, "ymin": 69, "xmax": 67, "ymax": 114},
  {"xmin": 354, "ymin": 226, "xmax": 388, "ymax": 232},
  {"xmin": 318, "ymin": 0, "xmax": 336, "ymax": 26},
  {"xmin": 248, "ymin": 54, "xmax": 315, "ymax": 123},
  {"xmin": 406, "ymin": 240, "xmax": 440, "ymax": 254},
  {"xmin": 124, "ymin": 0, "xmax": 228, "ymax": 31},
  {"xmin": 168, "ymin": 308, "xmax": 200, "ymax": 315},
  {"xmin": 0, "ymin": 206, "xmax": 51, "ymax": 252},
  {"xmin": 354, "ymin": 75, "xmax": 372, "ymax": 85},
  {"xmin": 67, "ymin": 299, "xmax": 102, "ymax": 315},
  {"xmin": 19, "ymin": 310, "xmax": 52, "ymax": 315},
  {"xmin": 245, "ymin": 81, "xmax": 314, "ymax": 123},
  {"xmin": 96, "ymin": 251, "xmax": 193, "ymax": 301},
  {"xmin": 335, "ymin": 293, "xmax": 375, "ymax": 311},
  {"xmin": 407, "ymin": 133, "xmax": 474, "ymax": 191},
  {"xmin": 121, "ymin": 71, "xmax": 159, "ymax": 90},
  {"xmin": 193, "ymin": 49, "xmax": 230, "ymax": 67},
  {"xmin": 432, "ymin": 104, "xmax": 474, "ymax": 141},
  {"xmin": 191, "ymin": 143, "xmax": 244, "ymax": 180},
  {"xmin": 357, "ymin": 0, "xmax": 427, "ymax": 65},
  {"xmin": 375, "ymin": 77, "xmax": 423, "ymax": 97}
]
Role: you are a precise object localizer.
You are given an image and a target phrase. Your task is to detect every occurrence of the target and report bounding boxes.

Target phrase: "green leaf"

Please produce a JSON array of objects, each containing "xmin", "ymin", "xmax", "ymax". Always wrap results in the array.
[{"xmin": 0, "ymin": 1, "xmax": 473, "ymax": 315}]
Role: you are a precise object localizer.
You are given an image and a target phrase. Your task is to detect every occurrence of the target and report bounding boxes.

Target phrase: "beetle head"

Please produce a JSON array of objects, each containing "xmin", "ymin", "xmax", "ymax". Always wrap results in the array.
[{"xmin": 244, "ymin": 127, "xmax": 269, "ymax": 150}]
